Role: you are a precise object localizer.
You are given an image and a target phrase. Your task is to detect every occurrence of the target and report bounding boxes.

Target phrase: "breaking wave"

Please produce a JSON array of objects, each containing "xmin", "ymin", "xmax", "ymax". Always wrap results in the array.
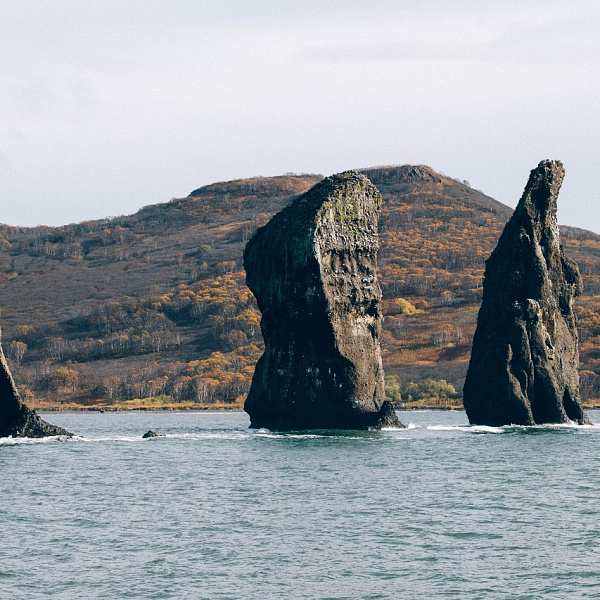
[
  {"xmin": 0, "ymin": 434, "xmax": 73, "ymax": 446},
  {"xmin": 427, "ymin": 421, "xmax": 600, "ymax": 434}
]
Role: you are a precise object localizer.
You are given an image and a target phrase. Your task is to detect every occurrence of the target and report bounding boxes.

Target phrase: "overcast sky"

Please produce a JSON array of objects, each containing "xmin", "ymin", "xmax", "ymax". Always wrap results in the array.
[{"xmin": 1, "ymin": 1, "xmax": 599, "ymax": 231}]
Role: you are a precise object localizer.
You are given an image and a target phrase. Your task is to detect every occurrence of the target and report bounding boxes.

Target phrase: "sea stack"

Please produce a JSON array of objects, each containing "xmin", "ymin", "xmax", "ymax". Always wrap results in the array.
[
  {"xmin": 463, "ymin": 160, "xmax": 589, "ymax": 426},
  {"xmin": 0, "ymin": 327, "xmax": 72, "ymax": 438},
  {"xmin": 244, "ymin": 171, "xmax": 403, "ymax": 430}
]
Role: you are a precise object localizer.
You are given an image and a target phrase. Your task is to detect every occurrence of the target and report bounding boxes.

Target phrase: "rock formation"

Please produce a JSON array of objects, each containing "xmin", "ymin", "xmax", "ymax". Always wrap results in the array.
[
  {"xmin": 244, "ymin": 171, "xmax": 403, "ymax": 430},
  {"xmin": 142, "ymin": 430, "xmax": 161, "ymax": 438},
  {"xmin": 463, "ymin": 160, "xmax": 590, "ymax": 426},
  {"xmin": 0, "ymin": 327, "xmax": 72, "ymax": 437}
]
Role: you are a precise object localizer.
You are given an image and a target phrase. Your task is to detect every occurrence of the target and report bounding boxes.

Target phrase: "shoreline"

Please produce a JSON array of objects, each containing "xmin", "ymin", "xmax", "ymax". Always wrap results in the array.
[
  {"xmin": 35, "ymin": 405, "xmax": 468, "ymax": 414},
  {"xmin": 35, "ymin": 403, "xmax": 600, "ymax": 414}
]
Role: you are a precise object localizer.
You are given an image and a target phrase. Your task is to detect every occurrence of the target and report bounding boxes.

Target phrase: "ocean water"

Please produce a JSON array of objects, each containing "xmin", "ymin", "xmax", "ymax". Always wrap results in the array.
[{"xmin": 2, "ymin": 410, "xmax": 600, "ymax": 599}]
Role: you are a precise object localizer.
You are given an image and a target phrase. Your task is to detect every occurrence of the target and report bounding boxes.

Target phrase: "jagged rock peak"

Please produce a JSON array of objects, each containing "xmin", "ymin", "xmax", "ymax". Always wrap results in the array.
[
  {"xmin": 243, "ymin": 170, "xmax": 404, "ymax": 430},
  {"xmin": 463, "ymin": 160, "xmax": 590, "ymax": 426},
  {"xmin": 0, "ymin": 329, "xmax": 72, "ymax": 438}
]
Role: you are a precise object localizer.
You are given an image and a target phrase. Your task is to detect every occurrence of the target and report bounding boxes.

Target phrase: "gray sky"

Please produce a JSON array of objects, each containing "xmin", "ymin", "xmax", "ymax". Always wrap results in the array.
[{"xmin": 1, "ymin": 1, "xmax": 599, "ymax": 231}]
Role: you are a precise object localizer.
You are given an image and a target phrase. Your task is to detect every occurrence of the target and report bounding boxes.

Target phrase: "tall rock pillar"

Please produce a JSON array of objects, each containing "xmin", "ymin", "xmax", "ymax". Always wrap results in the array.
[
  {"xmin": 463, "ymin": 160, "xmax": 589, "ymax": 426},
  {"xmin": 244, "ymin": 171, "xmax": 403, "ymax": 430}
]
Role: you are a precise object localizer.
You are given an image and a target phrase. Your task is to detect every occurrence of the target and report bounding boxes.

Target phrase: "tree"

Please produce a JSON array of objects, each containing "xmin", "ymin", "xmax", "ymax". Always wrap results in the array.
[
  {"xmin": 384, "ymin": 375, "xmax": 402, "ymax": 404},
  {"xmin": 7, "ymin": 341, "xmax": 27, "ymax": 365},
  {"xmin": 104, "ymin": 376, "xmax": 121, "ymax": 401}
]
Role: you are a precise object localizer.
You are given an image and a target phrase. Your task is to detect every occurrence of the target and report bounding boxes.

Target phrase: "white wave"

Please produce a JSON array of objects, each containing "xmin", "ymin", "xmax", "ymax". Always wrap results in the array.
[
  {"xmin": 256, "ymin": 433, "xmax": 328, "ymax": 439},
  {"xmin": 0, "ymin": 434, "xmax": 74, "ymax": 445},
  {"xmin": 427, "ymin": 424, "xmax": 505, "ymax": 434},
  {"xmin": 163, "ymin": 432, "xmax": 250, "ymax": 440},
  {"xmin": 80, "ymin": 436, "xmax": 148, "ymax": 443},
  {"xmin": 471, "ymin": 425, "xmax": 506, "ymax": 434},
  {"xmin": 19, "ymin": 430, "xmax": 329, "ymax": 443},
  {"xmin": 427, "ymin": 420, "xmax": 600, "ymax": 434},
  {"xmin": 78, "ymin": 432, "xmax": 248, "ymax": 442},
  {"xmin": 504, "ymin": 421, "xmax": 600, "ymax": 431},
  {"xmin": 537, "ymin": 421, "xmax": 598, "ymax": 429}
]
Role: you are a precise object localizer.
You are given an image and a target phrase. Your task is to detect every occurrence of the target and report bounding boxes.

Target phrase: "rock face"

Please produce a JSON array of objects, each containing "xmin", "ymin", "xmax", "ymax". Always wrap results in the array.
[
  {"xmin": 244, "ymin": 171, "xmax": 403, "ymax": 430},
  {"xmin": 463, "ymin": 160, "xmax": 590, "ymax": 426},
  {"xmin": 0, "ymin": 329, "xmax": 72, "ymax": 438}
]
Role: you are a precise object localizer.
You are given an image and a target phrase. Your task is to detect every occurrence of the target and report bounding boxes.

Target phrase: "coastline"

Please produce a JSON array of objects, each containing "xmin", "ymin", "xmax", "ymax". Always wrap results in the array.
[
  {"xmin": 35, "ymin": 403, "xmax": 469, "ymax": 413},
  {"xmin": 33, "ymin": 400, "xmax": 600, "ymax": 414}
]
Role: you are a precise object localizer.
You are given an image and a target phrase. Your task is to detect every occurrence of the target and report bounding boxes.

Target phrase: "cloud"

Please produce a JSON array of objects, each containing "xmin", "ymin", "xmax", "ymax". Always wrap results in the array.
[
  {"xmin": 0, "ymin": 150, "xmax": 9, "ymax": 175},
  {"xmin": 300, "ymin": 2, "xmax": 600, "ymax": 66}
]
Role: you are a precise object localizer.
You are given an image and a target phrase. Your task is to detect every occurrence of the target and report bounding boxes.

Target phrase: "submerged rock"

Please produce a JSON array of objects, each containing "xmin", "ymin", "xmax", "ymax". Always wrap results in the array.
[
  {"xmin": 0, "ymin": 329, "xmax": 72, "ymax": 438},
  {"xmin": 463, "ymin": 160, "xmax": 590, "ymax": 426},
  {"xmin": 244, "ymin": 171, "xmax": 403, "ymax": 430},
  {"xmin": 142, "ymin": 430, "xmax": 160, "ymax": 438}
]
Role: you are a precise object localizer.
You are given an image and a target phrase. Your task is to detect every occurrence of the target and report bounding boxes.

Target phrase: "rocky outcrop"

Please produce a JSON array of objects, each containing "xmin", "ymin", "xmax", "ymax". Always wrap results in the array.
[
  {"xmin": 142, "ymin": 430, "xmax": 161, "ymax": 438},
  {"xmin": 463, "ymin": 160, "xmax": 590, "ymax": 426},
  {"xmin": 244, "ymin": 171, "xmax": 403, "ymax": 430},
  {"xmin": 0, "ymin": 329, "xmax": 72, "ymax": 438}
]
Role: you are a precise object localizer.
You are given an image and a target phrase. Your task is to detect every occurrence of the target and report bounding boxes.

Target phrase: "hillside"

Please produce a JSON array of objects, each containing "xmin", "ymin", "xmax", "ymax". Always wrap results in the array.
[{"xmin": 2, "ymin": 165, "xmax": 600, "ymax": 410}]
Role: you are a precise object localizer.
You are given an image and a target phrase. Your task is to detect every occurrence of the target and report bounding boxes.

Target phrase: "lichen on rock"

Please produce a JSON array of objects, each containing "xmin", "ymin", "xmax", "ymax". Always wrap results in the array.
[
  {"xmin": 463, "ymin": 160, "xmax": 590, "ymax": 426},
  {"xmin": 244, "ymin": 171, "xmax": 403, "ymax": 430},
  {"xmin": 0, "ymin": 327, "xmax": 72, "ymax": 438}
]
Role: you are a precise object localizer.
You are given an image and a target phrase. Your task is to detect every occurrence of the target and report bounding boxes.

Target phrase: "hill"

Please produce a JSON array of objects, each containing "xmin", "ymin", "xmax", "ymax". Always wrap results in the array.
[{"xmin": 2, "ymin": 166, "xmax": 600, "ymax": 410}]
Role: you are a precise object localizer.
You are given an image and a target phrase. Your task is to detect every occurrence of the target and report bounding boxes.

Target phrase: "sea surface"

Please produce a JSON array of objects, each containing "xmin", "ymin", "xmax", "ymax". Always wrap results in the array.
[{"xmin": 2, "ymin": 410, "xmax": 600, "ymax": 599}]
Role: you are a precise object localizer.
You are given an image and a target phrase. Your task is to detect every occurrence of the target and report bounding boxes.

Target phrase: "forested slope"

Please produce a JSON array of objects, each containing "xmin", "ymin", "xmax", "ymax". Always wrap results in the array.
[{"xmin": 1, "ymin": 166, "xmax": 600, "ymax": 409}]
